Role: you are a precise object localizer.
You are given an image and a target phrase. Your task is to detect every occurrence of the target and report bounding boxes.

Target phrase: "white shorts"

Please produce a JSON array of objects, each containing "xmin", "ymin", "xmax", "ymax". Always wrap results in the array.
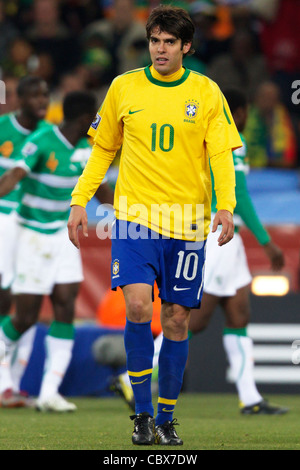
[
  {"xmin": 203, "ymin": 229, "xmax": 252, "ymax": 297},
  {"xmin": 12, "ymin": 226, "xmax": 84, "ymax": 295},
  {"xmin": 0, "ymin": 211, "xmax": 20, "ymax": 289}
]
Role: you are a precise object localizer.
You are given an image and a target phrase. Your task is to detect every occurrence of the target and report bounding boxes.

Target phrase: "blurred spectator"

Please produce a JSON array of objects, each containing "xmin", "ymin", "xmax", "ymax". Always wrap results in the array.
[
  {"xmin": 207, "ymin": 30, "xmax": 269, "ymax": 101},
  {"xmin": 252, "ymin": 0, "xmax": 300, "ymax": 166},
  {"xmin": 46, "ymin": 71, "xmax": 87, "ymax": 125},
  {"xmin": 27, "ymin": 51, "xmax": 55, "ymax": 87},
  {"xmin": 81, "ymin": 0, "xmax": 149, "ymax": 82},
  {"xmin": 61, "ymin": 0, "xmax": 103, "ymax": 34},
  {"xmin": 3, "ymin": 0, "xmax": 35, "ymax": 32},
  {"xmin": 250, "ymin": 0, "xmax": 280, "ymax": 22},
  {"xmin": 254, "ymin": 0, "xmax": 300, "ymax": 98},
  {"xmin": 79, "ymin": 30, "xmax": 114, "ymax": 89},
  {"xmin": 210, "ymin": 1, "xmax": 234, "ymax": 40},
  {"xmin": 244, "ymin": 81, "xmax": 297, "ymax": 168},
  {"xmin": 2, "ymin": 37, "xmax": 34, "ymax": 78},
  {"xmin": 225, "ymin": 1, "xmax": 261, "ymax": 41},
  {"xmin": 188, "ymin": 0, "xmax": 230, "ymax": 66},
  {"xmin": 0, "ymin": 0, "xmax": 19, "ymax": 64},
  {"xmin": 0, "ymin": 75, "xmax": 18, "ymax": 115},
  {"xmin": 25, "ymin": 0, "xmax": 81, "ymax": 85}
]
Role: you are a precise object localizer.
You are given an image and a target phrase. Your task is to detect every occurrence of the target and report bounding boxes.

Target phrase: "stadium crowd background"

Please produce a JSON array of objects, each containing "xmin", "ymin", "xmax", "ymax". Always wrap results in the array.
[
  {"xmin": 0, "ymin": 0, "xmax": 300, "ymax": 169},
  {"xmin": 0, "ymin": 0, "xmax": 299, "ymax": 400},
  {"xmin": 0, "ymin": 0, "xmax": 300, "ymax": 324}
]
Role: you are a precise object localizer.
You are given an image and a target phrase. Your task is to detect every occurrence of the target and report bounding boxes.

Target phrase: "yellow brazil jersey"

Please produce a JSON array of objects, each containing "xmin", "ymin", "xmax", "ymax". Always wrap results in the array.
[{"xmin": 71, "ymin": 65, "xmax": 242, "ymax": 240}]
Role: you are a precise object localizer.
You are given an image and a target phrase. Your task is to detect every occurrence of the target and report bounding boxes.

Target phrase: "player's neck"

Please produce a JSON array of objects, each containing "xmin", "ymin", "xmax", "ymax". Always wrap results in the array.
[
  {"xmin": 59, "ymin": 121, "xmax": 81, "ymax": 147},
  {"xmin": 150, "ymin": 65, "xmax": 185, "ymax": 82},
  {"xmin": 15, "ymin": 111, "xmax": 39, "ymax": 132}
]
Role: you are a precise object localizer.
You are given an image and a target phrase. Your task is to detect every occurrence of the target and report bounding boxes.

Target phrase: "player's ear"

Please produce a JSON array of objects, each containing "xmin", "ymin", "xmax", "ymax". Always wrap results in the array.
[{"xmin": 182, "ymin": 42, "xmax": 192, "ymax": 55}]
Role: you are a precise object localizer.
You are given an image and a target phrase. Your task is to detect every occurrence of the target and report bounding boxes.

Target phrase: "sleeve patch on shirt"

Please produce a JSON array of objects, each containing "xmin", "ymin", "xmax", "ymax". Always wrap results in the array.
[
  {"xmin": 22, "ymin": 142, "xmax": 38, "ymax": 157},
  {"xmin": 91, "ymin": 114, "xmax": 101, "ymax": 130}
]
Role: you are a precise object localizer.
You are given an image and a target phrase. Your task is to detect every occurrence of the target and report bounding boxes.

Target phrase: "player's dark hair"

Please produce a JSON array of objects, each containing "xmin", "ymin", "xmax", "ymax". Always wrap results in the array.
[
  {"xmin": 17, "ymin": 76, "xmax": 46, "ymax": 97},
  {"xmin": 223, "ymin": 89, "xmax": 247, "ymax": 114},
  {"xmin": 146, "ymin": 5, "xmax": 195, "ymax": 56},
  {"xmin": 63, "ymin": 91, "xmax": 97, "ymax": 120}
]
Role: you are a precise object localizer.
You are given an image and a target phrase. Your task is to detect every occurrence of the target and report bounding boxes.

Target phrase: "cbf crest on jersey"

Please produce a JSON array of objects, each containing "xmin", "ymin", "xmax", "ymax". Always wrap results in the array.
[
  {"xmin": 112, "ymin": 259, "xmax": 120, "ymax": 278},
  {"xmin": 185, "ymin": 100, "xmax": 199, "ymax": 119}
]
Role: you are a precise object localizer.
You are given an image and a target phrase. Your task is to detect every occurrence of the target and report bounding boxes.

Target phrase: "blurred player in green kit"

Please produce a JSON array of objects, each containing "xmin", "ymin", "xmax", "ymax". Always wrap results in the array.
[
  {"xmin": 163, "ymin": 88, "xmax": 288, "ymax": 415},
  {"xmin": 0, "ymin": 76, "xmax": 50, "ymax": 407},
  {"xmin": 0, "ymin": 90, "xmax": 113, "ymax": 412}
]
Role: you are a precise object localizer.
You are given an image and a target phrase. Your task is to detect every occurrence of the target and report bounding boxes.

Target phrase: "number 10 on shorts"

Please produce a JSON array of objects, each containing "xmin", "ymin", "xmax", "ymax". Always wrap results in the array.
[{"xmin": 175, "ymin": 251, "xmax": 199, "ymax": 281}]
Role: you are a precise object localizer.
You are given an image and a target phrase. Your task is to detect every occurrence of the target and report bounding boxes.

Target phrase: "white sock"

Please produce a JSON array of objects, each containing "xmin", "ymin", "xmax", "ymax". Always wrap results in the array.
[
  {"xmin": 11, "ymin": 325, "xmax": 37, "ymax": 393},
  {"xmin": 153, "ymin": 331, "xmax": 163, "ymax": 370},
  {"xmin": 0, "ymin": 327, "xmax": 18, "ymax": 394},
  {"xmin": 223, "ymin": 334, "xmax": 262, "ymax": 406},
  {"xmin": 119, "ymin": 370, "xmax": 131, "ymax": 386},
  {"xmin": 38, "ymin": 335, "xmax": 74, "ymax": 401}
]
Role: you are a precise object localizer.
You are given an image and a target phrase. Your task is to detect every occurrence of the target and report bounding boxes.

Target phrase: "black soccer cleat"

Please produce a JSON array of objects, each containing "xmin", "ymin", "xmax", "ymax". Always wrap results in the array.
[
  {"xmin": 155, "ymin": 418, "xmax": 183, "ymax": 445},
  {"xmin": 240, "ymin": 399, "xmax": 289, "ymax": 415},
  {"xmin": 130, "ymin": 412, "xmax": 155, "ymax": 445}
]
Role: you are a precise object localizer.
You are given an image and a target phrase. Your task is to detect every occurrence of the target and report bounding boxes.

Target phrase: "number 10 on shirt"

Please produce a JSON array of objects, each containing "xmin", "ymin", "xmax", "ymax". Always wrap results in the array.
[{"xmin": 151, "ymin": 123, "xmax": 174, "ymax": 152}]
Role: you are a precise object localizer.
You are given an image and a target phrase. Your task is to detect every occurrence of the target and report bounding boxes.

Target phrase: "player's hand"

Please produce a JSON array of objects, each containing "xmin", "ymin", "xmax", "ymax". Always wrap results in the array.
[
  {"xmin": 67, "ymin": 205, "xmax": 88, "ymax": 249},
  {"xmin": 263, "ymin": 241, "xmax": 285, "ymax": 271},
  {"xmin": 212, "ymin": 209, "xmax": 234, "ymax": 246}
]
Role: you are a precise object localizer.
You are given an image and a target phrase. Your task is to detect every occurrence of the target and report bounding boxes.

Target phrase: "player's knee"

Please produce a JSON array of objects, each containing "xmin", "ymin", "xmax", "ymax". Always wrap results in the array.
[
  {"xmin": 126, "ymin": 298, "xmax": 151, "ymax": 323},
  {"xmin": 171, "ymin": 314, "xmax": 188, "ymax": 332},
  {"xmin": 163, "ymin": 307, "xmax": 190, "ymax": 336},
  {"xmin": 226, "ymin": 313, "xmax": 249, "ymax": 329},
  {"xmin": 225, "ymin": 301, "xmax": 250, "ymax": 328},
  {"xmin": 53, "ymin": 296, "xmax": 76, "ymax": 323},
  {"xmin": 51, "ymin": 284, "xmax": 79, "ymax": 319}
]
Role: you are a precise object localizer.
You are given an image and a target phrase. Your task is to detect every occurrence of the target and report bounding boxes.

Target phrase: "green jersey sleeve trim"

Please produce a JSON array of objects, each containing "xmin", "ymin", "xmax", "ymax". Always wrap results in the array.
[
  {"xmin": 221, "ymin": 93, "xmax": 231, "ymax": 125},
  {"xmin": 235, "ymin": 171, "xmax": 270, "ymax": 245}
]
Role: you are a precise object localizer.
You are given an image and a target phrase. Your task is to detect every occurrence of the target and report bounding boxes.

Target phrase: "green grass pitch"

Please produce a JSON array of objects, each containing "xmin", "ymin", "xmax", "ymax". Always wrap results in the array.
[{"xmin": 0, "ymin": 393, "xmax": 298, "ymax": 450}]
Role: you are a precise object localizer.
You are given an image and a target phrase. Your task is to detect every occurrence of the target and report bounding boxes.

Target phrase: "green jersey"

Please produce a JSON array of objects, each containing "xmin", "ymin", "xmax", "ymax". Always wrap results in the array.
[
  {"xmin": 0, "ymin": 114, "xmax": 50, "ymax": 215},
  {"xmin": 15, "ymin": 125, "xmax": 91, "ymax": 234},
  {"xmin": 211, "ymin": 133, "xmax": 270, "ymax": 245}
]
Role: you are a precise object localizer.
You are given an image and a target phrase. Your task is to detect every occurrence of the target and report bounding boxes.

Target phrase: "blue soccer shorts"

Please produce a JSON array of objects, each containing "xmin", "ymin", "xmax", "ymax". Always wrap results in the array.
[{"xmin": 111, "ymin": 219, "xmax": 207, "ymax": 308}]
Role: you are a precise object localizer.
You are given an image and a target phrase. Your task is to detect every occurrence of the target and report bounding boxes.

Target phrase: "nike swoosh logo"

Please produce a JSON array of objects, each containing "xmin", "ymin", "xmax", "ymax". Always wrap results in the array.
[
  {"xmin": 173, "ymin": 286, "xmax": 191, "ymax": 291},
  {"xmin": 131, "ymin": 378, "xmax": 148, "ymax": 385},
  {"xmin": 162, "ymin": 408, "xmax": 175, "ymax": 412},
  {"xmin": 129, "ymin": 109, "xmax": 144, "ymax": 114}
]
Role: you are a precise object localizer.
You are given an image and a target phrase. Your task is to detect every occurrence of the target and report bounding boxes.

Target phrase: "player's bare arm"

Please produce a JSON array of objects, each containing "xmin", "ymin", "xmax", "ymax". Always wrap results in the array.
[
  {"xmin": 0, "ymin": 167, "xmax": 27, "ymax": 198},
  {"xmin": 67, "ymin": 205, "xmax": 88, "ymax": 249},
  {"xmin": 212, "ymin": 209, "xmax": 234, "ymax": 246},
  {"xmin": 263, "ymin": 240, "xmax": 285, "ymax": 271}
]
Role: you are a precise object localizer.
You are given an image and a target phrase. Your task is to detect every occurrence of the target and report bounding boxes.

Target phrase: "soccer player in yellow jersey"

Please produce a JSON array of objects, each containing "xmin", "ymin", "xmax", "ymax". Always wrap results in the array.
[{"xmin": 68, "ymin": 5, "xmax": 242, "ymax": 446}]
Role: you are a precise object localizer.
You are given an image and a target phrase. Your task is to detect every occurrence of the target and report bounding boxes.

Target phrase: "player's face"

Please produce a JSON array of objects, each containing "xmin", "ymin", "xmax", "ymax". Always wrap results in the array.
[
  {"xmin": 21, "ymin": 81, "xmax": 49, "ymax": 120},
  {"xmin": 149, "ymin": 28, "xmax": 191, "ymax": 76}
]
